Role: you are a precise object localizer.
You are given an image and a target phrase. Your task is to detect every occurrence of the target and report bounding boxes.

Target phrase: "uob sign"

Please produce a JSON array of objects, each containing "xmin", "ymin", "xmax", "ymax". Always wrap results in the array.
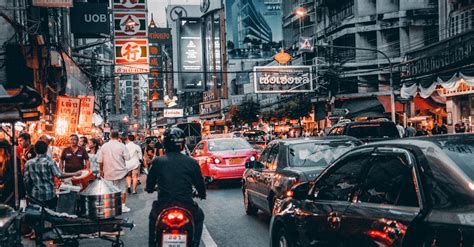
[{"xmin": 71, "ymin": 3, "xmax": 110, "ymax": 38}]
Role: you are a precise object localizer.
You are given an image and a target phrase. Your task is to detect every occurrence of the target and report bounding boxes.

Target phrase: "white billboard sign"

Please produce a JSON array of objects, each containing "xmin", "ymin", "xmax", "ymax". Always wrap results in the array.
[{"xmin": 164, "ymin": 109, "xmax": 184, "ymax": 118}]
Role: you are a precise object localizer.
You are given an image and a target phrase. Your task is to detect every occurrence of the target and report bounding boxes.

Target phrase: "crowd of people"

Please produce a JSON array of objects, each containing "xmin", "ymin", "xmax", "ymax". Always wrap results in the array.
[{"xmin": 0, "ymin": 131, "xmax": 166, "ymax": 215}]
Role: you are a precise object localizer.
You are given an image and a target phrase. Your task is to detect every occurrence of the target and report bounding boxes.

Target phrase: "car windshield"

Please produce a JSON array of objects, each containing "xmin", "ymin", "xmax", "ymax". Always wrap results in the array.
[
  {"xmin": 289, "ymin": 141, "xmax": 356, "ymax": 167},
  {"xmin": 435, "ymin": 139, "xmax": 474, "ymax": 181},
  {"xmin": 208, "ymin": 138, "xmax": 253, "ymax": 152},
  {"xmin": 347, "ymin": 123, "xmax": 399, "ymax": 139}
]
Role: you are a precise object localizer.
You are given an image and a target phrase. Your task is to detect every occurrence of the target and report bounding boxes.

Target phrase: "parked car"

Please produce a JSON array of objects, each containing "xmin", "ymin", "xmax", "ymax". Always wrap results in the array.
[
  {"xmin": 191, "ymin": 138, "xmax": 258, "ymax": 182},
  {"xmin": 327, "ymin": 119, "xmax": 400, "ymax": 142},
  {"xmin": 243, "ymin": 136, "xmax": 362, "ymax": 216},
  {"xmin": 270, "ymin": 134, "xmax": 474, "ymax": 247}
]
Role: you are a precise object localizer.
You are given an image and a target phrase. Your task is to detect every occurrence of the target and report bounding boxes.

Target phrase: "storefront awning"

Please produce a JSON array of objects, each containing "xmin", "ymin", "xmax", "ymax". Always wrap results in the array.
[
  {"xmin": 376, "ymin": 96, "xmax": 404, "ymax": 113},
  {"xmin": 414, "ymin": 96, "xmax": 439, "ymax": 111},
  {"xmin": 340, "ymin": 98, "xmax": 385, "ymax": 118}
]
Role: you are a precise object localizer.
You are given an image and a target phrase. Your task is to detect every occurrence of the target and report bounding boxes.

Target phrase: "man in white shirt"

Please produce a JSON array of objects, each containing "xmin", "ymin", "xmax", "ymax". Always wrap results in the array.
[
  {"xmin": 98, "ymin": 131, "xmax": 131, "ymax": 212},
  {"xmin": 125, "ymin": 134, "xmax": 143, "ymax": 194}
]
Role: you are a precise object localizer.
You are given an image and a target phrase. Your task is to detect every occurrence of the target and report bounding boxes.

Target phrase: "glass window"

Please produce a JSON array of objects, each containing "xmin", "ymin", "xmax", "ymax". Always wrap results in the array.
[
  {"xmin": 347, "ymin": 123, "xmax": 399, "ymax": 139},
  {"xmin": 265, "ymin": 144, "xmax": 279, "ymax": 170},
  {"xmin": 259, "ymin": 145, "xmax": 271, "ymax": 163},
  {"xmin": 313, "ymin": 152, "xmax": 370, "ymax": 201},
  {"xmin": 358, "ymin": 153, "xmax": 418, "ymax": 207},
  {"xmin": 289, "ymin": 141, "xmax": 358, "ymax": 168},
  {"xmin": 207, "ymin": 138, "xmax": 253, "ymax": 152}
]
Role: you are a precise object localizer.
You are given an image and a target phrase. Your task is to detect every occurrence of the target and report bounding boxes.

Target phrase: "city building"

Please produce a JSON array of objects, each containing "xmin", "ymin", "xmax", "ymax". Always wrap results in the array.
[{"xmin": 401, "ymin": 0, "xmax": 474, "ymax": 133}]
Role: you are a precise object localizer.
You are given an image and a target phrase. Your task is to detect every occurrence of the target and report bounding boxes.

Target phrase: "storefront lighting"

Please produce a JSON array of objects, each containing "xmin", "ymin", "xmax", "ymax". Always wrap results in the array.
[{"xmin": 55, "ymin": 118, "xmax": 68, "ymax": 136}]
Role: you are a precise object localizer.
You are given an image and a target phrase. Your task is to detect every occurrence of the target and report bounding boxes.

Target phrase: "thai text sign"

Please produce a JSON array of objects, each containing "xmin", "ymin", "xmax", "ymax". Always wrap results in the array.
[
  {"xmin": 253, "ymin": 66, "xmax": 313, "ymax": 93},
  {"xmin": 78, "ymin": 96, "xmax": 95, "ymax": 134},
  {"xmin": 56, "ymin": 96, "xmax": 80, "ymax": 136}
]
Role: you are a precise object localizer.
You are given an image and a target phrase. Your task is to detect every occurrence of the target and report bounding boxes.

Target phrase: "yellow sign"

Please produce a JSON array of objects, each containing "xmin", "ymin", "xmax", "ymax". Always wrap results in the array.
[
  {"xmin": 274, "ymin": 49, "xmax": 292, "ymax": 65},
  {"xmin": 78, "ymin": 96, "xmax": 95, "ymax": 134},
  {"xmin": 56, "ymin": 96, "xmax": 81, "ymax": 136}
]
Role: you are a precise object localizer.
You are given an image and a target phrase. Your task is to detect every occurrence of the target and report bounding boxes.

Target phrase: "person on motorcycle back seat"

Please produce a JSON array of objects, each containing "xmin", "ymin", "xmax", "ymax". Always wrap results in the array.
[{"xmin": 146, "ymin": 127, "xmax": 206, "ymax": 247}]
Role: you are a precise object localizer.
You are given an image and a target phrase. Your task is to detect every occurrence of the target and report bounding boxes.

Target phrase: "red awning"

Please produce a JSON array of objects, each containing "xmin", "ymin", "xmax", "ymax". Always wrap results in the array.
[
  {"xmin": 376, "ymin": 96, "xmax": 404, "ymax": 113},
  {"xmin": 414, "ymin": 96, "xmax": 439, "ymax": 110}
]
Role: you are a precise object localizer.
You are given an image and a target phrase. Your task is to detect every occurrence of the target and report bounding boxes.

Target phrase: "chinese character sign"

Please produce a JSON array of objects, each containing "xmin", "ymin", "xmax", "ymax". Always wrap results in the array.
[
  {"xmin": 78, "ymin": 96, "xmax": 95, "ymax": 134},
  {"xmin": 56, "ymin": 96, "xmax": 81, "ymax": 136}
]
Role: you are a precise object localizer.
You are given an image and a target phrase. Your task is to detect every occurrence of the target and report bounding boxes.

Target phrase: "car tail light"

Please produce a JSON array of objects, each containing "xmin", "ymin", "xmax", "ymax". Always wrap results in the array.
[
  {"xmin": 206, "ymin": 157, "xmax": 222, "ymax": 165},
  {"xmin": 162, "ymin": 209, "xmax": 189, "ymax": 228},
  {"xmin": 367, "ymin": 230, "xmax": 391, "ymax": 242}
]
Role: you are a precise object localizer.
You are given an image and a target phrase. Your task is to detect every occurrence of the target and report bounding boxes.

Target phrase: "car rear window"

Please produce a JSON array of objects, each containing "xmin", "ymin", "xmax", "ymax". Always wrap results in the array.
[
  {"xmin": 347, "ymin": 122, "xmax": 399, "ymax": 139},
  {"xmin": 208, "ymin": 138, "xmax": 253, "ymax": 152},
  {"xmin": 289, "ymin": 141, "xmax": 357, "ymax": 167},
  {"xmin": 437, "ymin": 141, "xmax": 474, "ymax": 181}
]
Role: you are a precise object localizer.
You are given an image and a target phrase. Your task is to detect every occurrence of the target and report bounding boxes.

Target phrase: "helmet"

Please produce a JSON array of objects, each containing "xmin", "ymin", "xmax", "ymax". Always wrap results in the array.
[{"xmin": 163, "ymin": 127, "xmax": 186, "ymax": 152}]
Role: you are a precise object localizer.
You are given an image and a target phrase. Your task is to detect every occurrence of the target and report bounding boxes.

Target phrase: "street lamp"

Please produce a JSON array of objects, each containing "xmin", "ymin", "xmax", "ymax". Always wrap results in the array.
[
  {"xmin": 314, "ymin": 44, "xmax": 396, "ymax": 123},
  {"xmin": 295, "ymin": 7, "xmax": 306, "ymax": 37}
]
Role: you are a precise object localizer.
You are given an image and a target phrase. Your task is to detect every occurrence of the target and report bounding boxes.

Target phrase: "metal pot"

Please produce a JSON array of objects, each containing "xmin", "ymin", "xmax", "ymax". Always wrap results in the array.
[{"xmin": 79, "ymin": 178, "xmax": 122, "ymax": 219}]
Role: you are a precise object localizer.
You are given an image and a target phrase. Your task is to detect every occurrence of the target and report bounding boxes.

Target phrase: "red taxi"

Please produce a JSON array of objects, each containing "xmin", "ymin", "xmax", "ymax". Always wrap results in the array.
[{"xmin": 191, "ymin": 138, "xmax": 258, "ymax": 182}]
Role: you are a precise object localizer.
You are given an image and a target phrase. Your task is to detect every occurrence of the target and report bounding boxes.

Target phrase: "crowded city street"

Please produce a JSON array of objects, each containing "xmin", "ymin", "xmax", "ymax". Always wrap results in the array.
[{"xmin": 1, "ymin": 0, "xmax": 474, "ymax": 246}]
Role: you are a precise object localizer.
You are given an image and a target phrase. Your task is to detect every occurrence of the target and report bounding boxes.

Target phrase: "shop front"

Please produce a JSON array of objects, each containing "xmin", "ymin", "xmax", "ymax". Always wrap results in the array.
[{"xmin": 401, "ymin": 30, "xmax": 474, "ymax": 133}]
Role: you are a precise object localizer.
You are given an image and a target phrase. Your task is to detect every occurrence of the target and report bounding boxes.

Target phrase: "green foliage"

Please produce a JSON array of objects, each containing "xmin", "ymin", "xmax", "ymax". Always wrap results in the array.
[{"xmin": 229, "ymin": 99, "xmax": 261, "ymax": 127}]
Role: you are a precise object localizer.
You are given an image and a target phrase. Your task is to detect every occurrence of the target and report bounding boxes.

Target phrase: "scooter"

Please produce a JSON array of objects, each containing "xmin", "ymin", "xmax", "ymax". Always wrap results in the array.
[{"xmin": 155, "ymin": 202, "xmax": 196, "ymax": 247}]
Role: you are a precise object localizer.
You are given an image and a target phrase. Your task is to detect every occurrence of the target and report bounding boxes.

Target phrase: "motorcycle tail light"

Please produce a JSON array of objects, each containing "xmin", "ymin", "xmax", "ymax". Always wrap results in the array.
[
  {"xmin": 285, "ymin": 190, "xmax": 294, "ymax": 197},
  {"xmin": 162, "ymin": 209, "xmax": 189, "ymax": 228}
]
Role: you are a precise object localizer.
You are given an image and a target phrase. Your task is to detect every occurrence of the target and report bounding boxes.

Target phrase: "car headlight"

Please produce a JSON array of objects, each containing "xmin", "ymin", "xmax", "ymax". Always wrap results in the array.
[
  {"xmin": 250, "ymin": 156, "xmax": 256, "ymax": 162},
  {"xmin": 214, "ymin": 158, "xmax": 221, "ymax": 164}
]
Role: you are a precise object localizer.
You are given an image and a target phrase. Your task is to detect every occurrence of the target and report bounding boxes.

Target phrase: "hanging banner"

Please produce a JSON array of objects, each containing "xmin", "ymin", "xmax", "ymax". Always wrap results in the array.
[
  {"xmin": 254, "ymin": 66, "xmax": 313, "ymax": 93},
  {"xmin": 180, "ymin": 19, "xmax": 204, "ymax": 92},
  {"xmin": 148, "ymin": 27, "xmax": 172, "ymax": 44},
  {"xmin": 164, "ymin": 109, "xmax": 184, "ymax": 118},
  {"xmin": 32, "ymin": 0, "xmax": 72, "ymax": 8},
  {"xmin": 114, "ymin": 12, "xmax": 147, "ymax": 37},
  {"xmin": 114, "ymin": 39, "xmax": 149, "ymax": 74},
  {"xmin": 113, "ymin": 0, "xmax": 146, "ymax": 10},
  {"xmin": 56, "ymin": 96, "xmax": 81, "ymax": 136},
  {"xmin": 78, "ymin": 96, "xmax": 95, "ymax": 134}
]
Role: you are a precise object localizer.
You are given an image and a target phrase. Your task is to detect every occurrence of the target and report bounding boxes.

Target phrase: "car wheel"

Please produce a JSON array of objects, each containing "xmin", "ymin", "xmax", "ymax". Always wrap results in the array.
[
  {"xmin": 274, "ymin": 228, "xmax": 293, "ymax": 247},
  {"xmin": 243, "ymin": 188, "xmax": 258, "ymax": 215}
]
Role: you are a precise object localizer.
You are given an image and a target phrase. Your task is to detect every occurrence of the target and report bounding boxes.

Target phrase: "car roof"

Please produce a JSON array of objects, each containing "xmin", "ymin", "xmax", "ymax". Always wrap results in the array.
[
  {"xmin": 332, "ymin": 120, "xmax": 396, "ymax": 127},
  {"xmin": 358, "ymin": 134, "xmax": 473, "ymax": 149},
  {"xmin": 275, "ymin": 136, "xmax": 361, "ymax": 146}
]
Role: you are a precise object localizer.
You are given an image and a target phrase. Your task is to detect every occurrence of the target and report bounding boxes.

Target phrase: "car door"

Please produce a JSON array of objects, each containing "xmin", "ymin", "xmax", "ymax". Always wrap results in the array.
[
  {"xmin": 342, "ymin": 147, "xmax": 423, "ymax": 246},
  {"xmin": 295, "ymin": 148, "xmax": 374, "ymax": 246},
  {"xmin": 246, "ymin": 144, "xmax": 271, "ymax": 210}
]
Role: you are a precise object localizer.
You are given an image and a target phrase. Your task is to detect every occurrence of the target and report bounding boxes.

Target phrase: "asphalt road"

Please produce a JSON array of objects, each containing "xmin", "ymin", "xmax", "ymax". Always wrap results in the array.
[{"xmin": 22, "ymin": 178, "xmax": 271, "ymax": 247}]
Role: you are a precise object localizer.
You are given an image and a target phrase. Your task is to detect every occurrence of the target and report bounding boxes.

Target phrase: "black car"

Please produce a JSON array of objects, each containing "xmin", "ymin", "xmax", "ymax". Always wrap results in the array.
[
  {"xmin": 270, "ymin": 134, "xmax": 474, "ymax": 247},
  {"xmin": 327, "ymin": 119, "xmax": 400, "ymax": 142},
  {"xmin": 242, "ymin": 136, "xmax": 361, "ymax": 216}
]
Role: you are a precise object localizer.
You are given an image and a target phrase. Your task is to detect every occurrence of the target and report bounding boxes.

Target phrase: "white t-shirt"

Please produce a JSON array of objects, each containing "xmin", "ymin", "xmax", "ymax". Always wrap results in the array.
[
  {"xmin": 97, "ymin": 139, "xmax": 130, "ymax": 181},
  {"xmin": 125, "ymin": 142, "xmax": 143, "ymax": 171}
]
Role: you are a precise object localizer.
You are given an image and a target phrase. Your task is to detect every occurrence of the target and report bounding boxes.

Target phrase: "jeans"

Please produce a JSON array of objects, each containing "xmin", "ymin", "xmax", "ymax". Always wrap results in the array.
[{"xmin": 149, "ymin": 200, "xmax": 204, "ymax": 247}]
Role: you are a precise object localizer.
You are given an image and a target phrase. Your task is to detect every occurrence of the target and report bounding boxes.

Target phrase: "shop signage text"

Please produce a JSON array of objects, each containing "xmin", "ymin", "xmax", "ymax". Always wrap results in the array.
[
  {"xmin": 164, "ymin": 109, "xmax": 184, "ymax": 118},
  {"xmin": 148, "ymin": 27, "xmax": 172, "ymax": 44},
  {"xmin": 113, "ymin": 0, "xmax": 146, "ymax": 10},
  {"xmin": 56, "ymin": 96, "xmax": 81, "ymax": 136},
  {"xmin": 199, "ymin": 100, "xmax": 221, "ymax": 116},
  {"xmin": 78, "ymin": 96, "xmax": 95, "ymax": 134},
  {"xmin": 254, "ymin": 66, "xmax": 313, "ymax": 93},
  {"xmin": 114, "ymin": 39, "xmax": 149, "ymax": 74},
  {"xmin": 70, "ymin": 3, "xmax": 110, "ymax": 38}
]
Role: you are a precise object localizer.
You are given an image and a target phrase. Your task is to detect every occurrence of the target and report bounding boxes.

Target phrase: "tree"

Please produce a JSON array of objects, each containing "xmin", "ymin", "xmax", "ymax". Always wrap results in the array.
[
  {"xmin": 284, "ymin": 95, "xmax": 313, "ymax": 126},
  {"xmin": 231, "ymin": 99, "xmax": 260, "ymax": 128}
]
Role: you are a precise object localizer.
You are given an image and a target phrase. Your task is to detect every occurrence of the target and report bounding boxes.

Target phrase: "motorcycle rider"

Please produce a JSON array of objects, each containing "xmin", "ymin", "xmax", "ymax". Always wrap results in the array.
[{"xmin": 146, "ymin": 127, "xmax": 206, "ymax": 247}]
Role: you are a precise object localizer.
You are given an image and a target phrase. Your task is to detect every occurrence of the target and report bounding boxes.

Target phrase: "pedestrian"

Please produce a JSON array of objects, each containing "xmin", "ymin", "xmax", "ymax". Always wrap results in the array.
[
  {"xmin": 39, "ymin": 135, "xmax": 53, "ymax": 158},
  {"xmin": 455, "ymin": 122, "xmax": 466, "ymax": 133},
  {"xmin": 79, "ymin": 136, "xmax": 88, "ymax": 151},
  {"xmin": 59, "ymin": 134, "xmax": 90, "ymax": 173},
  {"xmin": 431, "ymin": 123, "xmax": 442, "ymax": 135},
  {"xmin": 405, "ymin": 122, "xmax": 416, "ymax": 137},
  {"xmin": 0, "ymin": 139, "xmax": 24, "ymax": 207},
  {"xmin": 24, "ymin": 141, "xmax": 81, "ymax": 244},
  {"xmin": 125, "ymin": 134, "xmax": 142, "ymax": 194},
  {"xmin": 143, "ymin": 148, "xmax": 154, "ymax": 174},
  {"xmin": 154, "ymin": 136, "xmax": 164, "ymax": 157},
  {"xmin": 87, "ymin": 138, "xmax": 101, "ymax": 175},
  {"xmin": 18, "ymin": 133, "xmax": 36, "ymax": 174},
  {"xmin": 415, "ymin": 125, "xmax": 429, "ymax": 136},
  {"xmin": 396, "ymin": 123, "xmax": 405, "ymax": 138},
  {"xmin": 97, "ymin": 131, "xmax": 131, "ymax": 212}
]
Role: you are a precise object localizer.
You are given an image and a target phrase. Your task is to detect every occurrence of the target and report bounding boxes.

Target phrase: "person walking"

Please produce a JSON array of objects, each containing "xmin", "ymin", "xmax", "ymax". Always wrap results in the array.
[
  {"xmin": 79, "ymin": 136, "xmax": 89, "ymax": 150},
  {"xmin": 125, "ymin": 135, "xmax": 142, "ymax": 194},
  {"xmin": 405, "ymin": 122, "xmax": 416, "ymax": 137},
  {"xmin": 97, "ymin": 131, "xmax": 131, "ymax": 212},
  {"xmin": 154, "ymin": 136, "xmax": 164, "ymax": 157},
  {"xmin": 59, "ymin": 134, "xmax": 90, "ymax": 173},
  {"xmin": 87, "ymin": 138, "xmax": 101, "ymax": 175}
]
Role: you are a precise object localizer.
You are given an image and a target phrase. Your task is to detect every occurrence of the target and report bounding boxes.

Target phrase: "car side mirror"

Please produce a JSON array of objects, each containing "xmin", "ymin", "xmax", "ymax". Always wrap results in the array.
[
  {"xmin": 194, "ymin": 150, "xmax": 201, "ymax": 156},
  {"xmin": 289, "ymin": 182, "xmax": 310, "ymax": 200}
]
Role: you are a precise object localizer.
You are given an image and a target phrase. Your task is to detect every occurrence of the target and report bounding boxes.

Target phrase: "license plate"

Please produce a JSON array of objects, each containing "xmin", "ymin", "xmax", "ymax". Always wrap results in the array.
[
  {"xmin": 162, "ymin": 233, "xmax": 187, "ymax": 247},
  {"xmin": 228, "ymin": 158, "xmax": 242, "ymax": 164}
]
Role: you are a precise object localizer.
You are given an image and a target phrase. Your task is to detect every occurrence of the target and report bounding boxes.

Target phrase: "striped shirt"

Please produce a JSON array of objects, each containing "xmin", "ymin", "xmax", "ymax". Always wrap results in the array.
[{"xmin": 24, "ymin": 154, "xmax": 61, "ymax": 202}]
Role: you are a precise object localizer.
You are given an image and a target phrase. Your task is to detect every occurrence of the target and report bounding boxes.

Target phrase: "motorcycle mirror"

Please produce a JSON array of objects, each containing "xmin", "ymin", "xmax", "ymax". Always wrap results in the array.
[{"xmin": 290, "ymin": 182, "xmax": 310, "ymax": 200}]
